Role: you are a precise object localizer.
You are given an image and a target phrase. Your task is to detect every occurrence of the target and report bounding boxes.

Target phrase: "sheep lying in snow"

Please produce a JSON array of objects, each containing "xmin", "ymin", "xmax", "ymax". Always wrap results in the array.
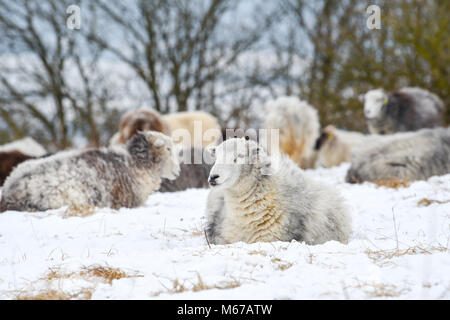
[
  {"xmin": 110, "ymin": 111, "xmax": 211, "ymax": 192},
  {"xmin": 205, "ymin": 137, "xmax": 351, "ymax": 245},
  {"xmin": 313, "ymin": 125, "xmax": 387, "ymax": 168},
  {"xmin": 159, "ymin": 146, "xmax": 212, "ymax": 192},
  {"xmin": 163, "ymin": 111, "xmax": 222, "ymax": 147},
  {"xmin": 262, "ymin": 96, "xmax": 320, "ymax": 169},
  {"xmin": 346, "ymin": 127, "xmax": 450, "ymax": 183},
  {"xmin": 0, "ymin": 131, "xmax": 180, "ymax": 212},
  {"xmin": 363, "ymin": 87, "xmax": 444, "ymax": 134},
  {"xmin": 110, "ymin": 108, "xmax": 170, "ymax": 146}
]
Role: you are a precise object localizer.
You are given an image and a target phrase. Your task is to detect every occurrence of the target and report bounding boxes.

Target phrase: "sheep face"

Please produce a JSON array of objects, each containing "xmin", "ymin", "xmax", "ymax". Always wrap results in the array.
[
  {"xmin": 363, "ymin": 89, "xmax": 388, "ymax": 119},
  {"xmin": 150, "ymin": 131, "xmax": 180, "ymax": 180},
  {"xmin": 207, "ymin": 138, "xmax": 271, "ymax": 189},
  {"xmin": 129, "ymin": 131, "xmax": 180, "ymax": 180}
]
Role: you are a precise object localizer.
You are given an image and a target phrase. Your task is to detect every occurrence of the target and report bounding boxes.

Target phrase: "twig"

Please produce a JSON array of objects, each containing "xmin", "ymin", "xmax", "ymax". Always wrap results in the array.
[{"xmin": 204, "ymin": 229, "xmax": 211, "ymax": 249}]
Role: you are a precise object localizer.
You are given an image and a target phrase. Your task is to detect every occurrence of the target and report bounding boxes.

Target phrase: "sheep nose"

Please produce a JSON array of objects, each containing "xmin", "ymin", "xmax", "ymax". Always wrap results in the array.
[{"xmin": 208, "ymin": 174, "xmax": 219, "ymax": 186}]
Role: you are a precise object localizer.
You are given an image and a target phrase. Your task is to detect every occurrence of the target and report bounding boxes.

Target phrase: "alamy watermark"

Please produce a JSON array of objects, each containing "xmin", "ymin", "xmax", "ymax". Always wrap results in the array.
[
  {"xmin": 66, "ymin": 5, "xmax": 81, "ymax": 30},
  {"xmin": 169, "ymin": 123, "xmax": 281, "ymax": 174},
  {"xmin": 366, "ymin": 5, "xmax": 381, "ymax": 30}
]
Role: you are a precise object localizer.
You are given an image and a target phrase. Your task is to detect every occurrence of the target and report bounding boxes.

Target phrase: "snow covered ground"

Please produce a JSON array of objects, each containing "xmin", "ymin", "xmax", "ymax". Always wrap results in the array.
[{"xmin": 0, "ymin": 164, "xmax": 449, "ymax": 300}]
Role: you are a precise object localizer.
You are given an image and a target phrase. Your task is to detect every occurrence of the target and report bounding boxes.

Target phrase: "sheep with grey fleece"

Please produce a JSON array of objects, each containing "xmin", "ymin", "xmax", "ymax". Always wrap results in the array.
[
  {"xmin": 346, "ymin": 127, "xmax": 450, "ymax": 183},
  {"xmin": 0, "ymin": 131, "xmax": 180, "ymax": 212},
  {"xmin": 159, "ymin": 146, "xmax": 212, "ymax": 192},
  {"xmin": 205, "ymin": 137, "xmax": 351, "ymax": 245},
  {"xmin": 363, "ymin": 87, "xmax": 444, "ymax": 134}
]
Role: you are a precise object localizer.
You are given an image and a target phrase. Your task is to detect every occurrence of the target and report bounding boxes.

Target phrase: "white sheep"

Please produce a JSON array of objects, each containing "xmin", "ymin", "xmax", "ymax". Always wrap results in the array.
[
  {"xmin": 205, "ymin": 137, "xmax": 351, "ymax": 245},
  {"xmin": 346, "ymin": 127, "xmax": 450, "ymax": 183},
  {"xmin": 0, "ymin": 131, "xmax": 180, "ymax": 212},
  {"xmin": 262, "ymin": 96, "xmax": 320, "ymax": 169},
  {"xmin": 363, "ymin": 87, "xmax": 444, "ymax": 134},
  {"xmin": 314, "ymin": 125, "xmax": 384, "ymax": 168}
]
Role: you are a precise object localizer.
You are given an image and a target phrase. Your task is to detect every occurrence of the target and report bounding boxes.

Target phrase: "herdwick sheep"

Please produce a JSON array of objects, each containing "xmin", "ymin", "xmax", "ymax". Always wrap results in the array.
[
  {"xmin": 159, "ymin": 146, "xmax": 212, "ymax": 192},
  {"xmin": 163, "ymin": 111, "xmax": 222, "ymax": 148},
  {"xmin": 205, "ymin": 137, "xmax": 351, "ymax": 245},
  {"xmin": 110, "ymin": 108, "xmax": 170, "ymax": 146},
  {"xmin": 0, "ymin": 131, "xmax": 180, "ymax": 212},
  {"xmin": 346, "ymin": 127, "xmax": 450, "ymax": 183},
  {"xmin": 314, "ymin": 125, "xmax": 383, "ymax": 168},
  {"xmin": 363, "ymin": 87, "xmax": 444, "ymax": 134},
  {"xmin": 262, "ymin": 96, "xmax": 320, "ymax": 169}
]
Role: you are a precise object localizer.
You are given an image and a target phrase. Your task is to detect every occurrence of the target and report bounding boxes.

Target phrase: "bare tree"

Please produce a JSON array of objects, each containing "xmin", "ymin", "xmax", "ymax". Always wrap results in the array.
[
  {"xmin": 0, "ymin": 0, "xmax": 119, "ymax": 149},
  {"xmin": 265, "ymin": 0, "xmax": 449, "ymax": 131},
  {"xmin": 88, "ymin": 0, "xmax": 277, "ymax": 121}
]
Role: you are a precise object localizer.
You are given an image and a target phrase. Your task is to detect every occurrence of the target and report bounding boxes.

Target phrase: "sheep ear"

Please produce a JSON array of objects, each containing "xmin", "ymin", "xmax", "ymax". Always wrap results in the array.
[
  {"xmin": 328, "ymin": 133, "xmax": 335, "ymax": 141},
  {"xmin": 358, "ymin": 94, "xmax": 365, "ymax": 102},
  {"xmin": 314, "ymin": 132, "xmax": 328, "ymax": 150},
  {"xmin": 154, "ymin": 138, "xmax": 165, "ymax": 148}
]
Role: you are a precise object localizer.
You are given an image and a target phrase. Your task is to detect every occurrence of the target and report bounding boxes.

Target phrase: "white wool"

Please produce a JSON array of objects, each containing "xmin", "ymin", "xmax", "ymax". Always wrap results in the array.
[
  {"xmin": 206, "ymin": 138, "xmax": 351, "ymax": 245},
  {"xmin": 262, "ymin": 96, "xmax": 320, "ymax": 167},
  {"xmin": 0, "ymin": 137, "xmax": 47, "ymax": 157},
  {"xmin": 163, "ymin": 111, "xmax": 221, "ymax": 148}
]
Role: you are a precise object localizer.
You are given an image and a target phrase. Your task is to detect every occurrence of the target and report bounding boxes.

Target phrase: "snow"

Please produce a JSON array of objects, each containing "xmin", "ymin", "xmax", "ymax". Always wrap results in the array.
[{"xmin": 0, "ymin": 163, "xmax": 449, "ymax": 299}]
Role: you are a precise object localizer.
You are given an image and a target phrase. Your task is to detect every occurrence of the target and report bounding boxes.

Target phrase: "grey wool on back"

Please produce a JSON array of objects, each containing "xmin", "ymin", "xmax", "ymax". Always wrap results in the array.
[
  {"xmin": 159, "ymin": 147, "xmax": 212, "ymax": 192},
  {"xmin": 0, "ymin": 131, "xmax": 179, "ymax": 212},
  {"xmin": 367, "ymin": 87, "xmax": 444, "ymax": 134},
  {"xmin": 346, "ymin": 127, "xmax": 450, "ymax": 183}
]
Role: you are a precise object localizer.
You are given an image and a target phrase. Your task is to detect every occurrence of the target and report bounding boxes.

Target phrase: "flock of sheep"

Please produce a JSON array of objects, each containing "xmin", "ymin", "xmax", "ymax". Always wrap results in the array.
[{"xmin": 0, "ymin": 86, "xmax": 448, "ymax": 246}]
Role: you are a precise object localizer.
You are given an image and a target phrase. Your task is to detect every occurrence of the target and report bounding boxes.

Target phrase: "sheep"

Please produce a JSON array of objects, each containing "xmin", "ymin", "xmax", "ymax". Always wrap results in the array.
[
  {"xmin": 0, "ymin": 151, "xmax": 34, "ymax": 187},
  {"xmin": 346, "ymin": 127, "xmax": 450, "ymax": 184},
  {"xmin": 0, "ymin": 137, "xmax": 47, "ymax": 157},
  {"xmin": 314, "ymin": 125, "xmax": 380, "ymax": 168},
  {"xmin": 261, "ymin": 96, "xmax": 320, "ymax": 169},
  {"xmin": 158, "ymin": 146, "xmax": 212, "ymax": 192},
  {"xmin": 110, "ymin": 108, "xmax": 170, "ymax": 146},
  {"xmin": 363, "ymin": 87, "xmax": 444, "ymax": 134},
  {"xmin": 163, "ymin": 111, "xmax": 222, "ymax": 148},
  {"xmin": 205, "ymin": 137, "xmax": 351, "ymax": 245},
  {"xmin": 0, "ymin": 131, "xmax": 180, "ymax": 212}
]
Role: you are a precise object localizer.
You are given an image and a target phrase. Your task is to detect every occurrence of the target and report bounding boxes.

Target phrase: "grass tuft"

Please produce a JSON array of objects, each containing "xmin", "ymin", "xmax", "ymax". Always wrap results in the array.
[
  {"xmin": 79, "ymin": 265, "xmax": 143, "ymax": 284},
  {"xmin": 16, "ymin": 288, "xmax": 93, "ymax": 300},
  {"xmin": 374, "ymin": 179, "xmax": 410, "ymax": 189},
  {"xmin": 62, "ymin": 205, "xmax": 97, "ymax": 218},
  {"xmin": 151, "ymin": 273, "xmax": 241, "ymax": 296},
  {"xmin": 366, "ymin": 245, "xmax": 448, "ymax": 264},
  {"xmin": 417, "ymin": 198, "xmax": 450, "ymax": 207}
]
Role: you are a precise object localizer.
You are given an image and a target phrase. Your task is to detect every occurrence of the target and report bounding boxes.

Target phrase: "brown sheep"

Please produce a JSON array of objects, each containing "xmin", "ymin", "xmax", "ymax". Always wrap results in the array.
[
  {"xmin": 0, "ymin": 151, "xmax": 34, "ymax": 186},
  {"xmin": 110, "ymin": 108, "xmax": 171, "ymax": 146}
]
